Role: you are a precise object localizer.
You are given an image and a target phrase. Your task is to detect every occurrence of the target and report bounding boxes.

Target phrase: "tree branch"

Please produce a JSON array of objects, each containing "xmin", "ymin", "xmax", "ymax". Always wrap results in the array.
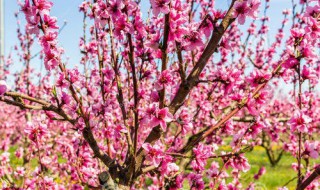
[
  {"xmin": 169, "ymin": 0, "xmax": 236, "ymax": 114},
  {"xmin": 297, "ymin": 165, "xmax": 320, "ymax": 190},
  {"xmin": 179, "ymin": 61, "xmax": 284, "ymax": 154},
  {"xmin": 159, "ymin": 13, "xmax": 170, "ymax": 108},
  {"xmin": 176, "ymin": 41, "xmax": 186, "ymax": 82},
  {"xmin": 133, "ymin": 1, "xmax": 236, "ymax": 176},
  {"xmin": 2, "ymin": 92, "xmax": 75, "ymax": 125},
  {"xmin": 166, "ymin": 145, "xmax": 253, "ymax": 159}
]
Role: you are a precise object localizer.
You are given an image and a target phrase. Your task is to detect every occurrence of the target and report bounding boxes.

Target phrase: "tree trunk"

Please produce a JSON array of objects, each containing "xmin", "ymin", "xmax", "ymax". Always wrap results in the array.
[{"xmin": 99, "ymin": 171, "xmax": 130, "ymax": 190}]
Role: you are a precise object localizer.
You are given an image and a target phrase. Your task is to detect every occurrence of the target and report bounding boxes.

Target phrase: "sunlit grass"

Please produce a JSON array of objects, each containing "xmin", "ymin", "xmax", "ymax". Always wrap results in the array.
[{"xmin": 243, "ymin": 146, "xmax": 298, "ymax": 190}]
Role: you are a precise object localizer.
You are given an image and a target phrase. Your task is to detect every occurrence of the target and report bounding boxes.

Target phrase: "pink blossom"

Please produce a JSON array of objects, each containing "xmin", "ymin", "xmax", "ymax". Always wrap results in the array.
[
  {"xmin": 254, "ymin": 90, "xmax": 270, "ymax": 105},
  {"xmin": 35, "ymin": 0, "xmax": 53, "ymax": 13},
  {"xmin": 291, "ymin": 162, "xmax": 304, "ymax": 171},
  {"xmin": 113, "ymin": 125, "xmax": 128, "ymax": 139},
  {"xmin": 304, "ymin": 5, "xmax": 320, "ymax": 18},
  {"xmin": 0, "ymin": 80, "xmax": 7, "ymax": 95},
  {"xmin": 246, "ymin": 95, "xmax": 261, "ymax": 116},
  {"xmin": 140, "ymin": 103, "xmax": 157, "ymax": 126},
  {"xmin": 150, "ymin": 107, "xmax": 173, "ymax": 130},
  {"xmin": 40, "ymin": 31, "xmax": 58, "ymax": 53},
  {"xmin": 221, "ymin": 120, "xmax": 234, "ymax": 135},
  {"xmin": 155, "ymin": 70, "xmax": 173, "ymax": 91},
  {"xmin": 150, "ymin": 0, "xmax": 170, "ymax": 16},
  {"xmin": 283, "ymin": 56, "xmax": 299, "ymax": 69},
  {"xmin": 43, "ymin": 14, "xmax": 59, "ymax": 30},
  {"xmin": 283, "ymin": 9, "xmax": 291, "ymax": 15},
  {"xmin": 231, "ymin": 129, "xmax": 246, "ymax": 147},
  {"xmin": 108, "ymin": 0, "xmax": 123, "ymax": 19},
  {"xmin": 229, "ymin": 154, "xmax": 250, "ymax": 172},
  {"xmin": 150, "ymin": 91, "xmax": 160, "ymax": 102},
  {"xmin": 199, "ymin": 17, "xmax": 213, "ymax": 38},
  {"xmin": 207, "ymin": 162, "xmax": 220, "ymax": 178},
  {"xmin": 41, "ymin": 156, "xmax": 52, "ymax": 166},
  {"xmin": 234, "ymin": 1, "xmax": 250, "ymax": 25},
  {"xmin": 162, "ymin": 162, "xmax": 179, "ymax": 177},
  {"xmin": 0, "ymin": 152, "xmax": 10, "ymax": 165},
  {"xmin": 193, "ymin": 144, "xmax": 214, "ymax": 160},
  {"xmin": 168, "ymin": 8, "xmax": 188, "ymax": 42},
  {"xmin": 71, "ymin": 184, "xmax": 84, "ymax": 190},
  {"xmin": 15, "ymin": 147, "xmax": 24, "ymax": 159},
  {"xmin": 42, "ymin": 176, "xmax": 57, "ymax": 188},
  {"xmin": 79, "ymin": 1, "xmax": 89, "ymax": 13},
  {"xmin": 168, "ymin": 174, "xmax": 183, "ymax": 190},
  {"xmin": 249, "ymin": 121, "xmax": 265, "ymax": 138},
  {"xmin": 188, "ymin": 173, "xmax": 205, "ymax": 190},
  {"xmin": 254, "ymin": 166, "xmax": 266, "ymax": 180},
  {"xmin": 142, "ymin": 142, "xmax": 164, "ymax": 167},
  {"xmin": 113, "ymin": 15, "xmax": 131, "ymax": 39},
  {"xmin": 247, "ymin": 0, "xmax": 261, "ymax": 18},
  {"xmin": 102, "ymin": 68, "xmax": 115, "ymax": 81},
  {"xmin": 44, "ymin": 50, "xmax": 59, "ymax": 70},
  {"xmin": 14, "ymin": 166, "xmax": 26, "ymax": 177},
  {"xmin": 178, "ymin": 109, "xmax": 193, "ymax": 134},
  {"xmin": 183, "ymin": 30, "xmax": 204, "ymax": 51},
  {"xmin": 68, "ymin": 69, "xmax": 81, "ymax": 83},
  {"xmin": 26, "ymin": 22, "xmax": 40, "ymax": 35},
  {"xmin": 302, "ymin": 65, "xmax": 317, "ymax": 81},
  {"xmin": 300, "ymin": 44, "xmax": 317, "ymax": 58},
  {"xmin": 56, "ymin": 73, "xmax": 69, "ymax": 88},
  {"xmin": 191, "ymin": 144, "xmax": 214, "ymax": 171},
  {"xmin": 288, "ymin": 111, "xmax": 312, "ymax": 133},
  {"xmin": 305, "ymin": 17, "xmax": 320, "ymax": 38},
  {"xmin": 80, "ymin": 152, "xmax": 95, "ymax": 168},
  {"xmin": 61, "ymin": 91, "xmax": 71, "ymax": 105},
  {"xmin": 25, "ymin": 179, "xmax": 37, "ymax": 189},
  {"xmin": 24, "ymin": 122, "xmax": 49, "ymax": 142},
  {"xmin": 303, "ymin": 141, "xmax": 319, "ymax": 158},
  {"xmin": 231, "ymin": 90, "xmax": 245, "ymax": 102},
  {"xmin": 247, "ymin": 69, "xmax": 271, "ymax": 87},
  {"xmin": 233, "ymin": 0, "xmax": 260, "ymax": 25},
  {"xmin": 291, "ymin": 28, "xmax": 305, "ymax": 39},
  {"xmin": 20, "ymin": 1, "xmax": 39, "ymax": 35},
  {"xmin": 86, "ymin": 41, "xmax": 98, "ymax": 54},
  {"xmin": 94, "ymin": 1, "xmax": 109, "ymax": 27}
]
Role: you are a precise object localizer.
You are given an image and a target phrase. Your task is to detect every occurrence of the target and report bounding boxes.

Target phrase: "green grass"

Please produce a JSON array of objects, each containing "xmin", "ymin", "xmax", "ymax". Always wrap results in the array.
[
  {"xmin": 215, "ymin": 138, "xmax": 320, "ymax": 190},
  {"xmin": 242, "ymin": 146, "xmax": 298, "ymax": 190}
]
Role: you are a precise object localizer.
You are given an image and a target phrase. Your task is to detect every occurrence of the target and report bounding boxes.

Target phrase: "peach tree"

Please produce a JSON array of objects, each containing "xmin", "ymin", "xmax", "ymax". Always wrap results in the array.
[{"xmin": 0, "ymin": 0, "xmax": 319, "ymax": 189}]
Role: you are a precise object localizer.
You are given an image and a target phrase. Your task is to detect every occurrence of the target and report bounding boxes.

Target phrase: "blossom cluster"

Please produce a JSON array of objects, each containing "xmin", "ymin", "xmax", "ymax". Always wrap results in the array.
[{"xmin": 21, "ymin": 0, "xmax": 61, "ymax": 70}]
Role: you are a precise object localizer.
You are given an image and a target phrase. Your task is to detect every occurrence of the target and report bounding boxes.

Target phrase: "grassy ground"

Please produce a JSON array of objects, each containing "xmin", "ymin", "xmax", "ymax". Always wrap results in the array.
[
  {"xmin": 2, "ymin": 145, "xmax": 319, "ymax": 189},
  {"xmin": 241, "ymin": 146, "xmax": 298, "ymax": 190},
  {"xmin": 242, "ymin": 146, "xmax": 318, "ymax": 190},
  {"xmin": 182, "ymin": 144, "xmax": 319, "ymax": 190}
]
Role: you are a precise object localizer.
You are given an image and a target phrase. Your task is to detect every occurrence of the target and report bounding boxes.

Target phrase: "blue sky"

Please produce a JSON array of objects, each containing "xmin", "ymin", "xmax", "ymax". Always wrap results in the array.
[
  {"xmin": 4, "ymin": 0, "xmax": 84, "ymax": 65},
  {"xmin": 3, "ymin": 0, "xmax": 294, "ymax": 72}
]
